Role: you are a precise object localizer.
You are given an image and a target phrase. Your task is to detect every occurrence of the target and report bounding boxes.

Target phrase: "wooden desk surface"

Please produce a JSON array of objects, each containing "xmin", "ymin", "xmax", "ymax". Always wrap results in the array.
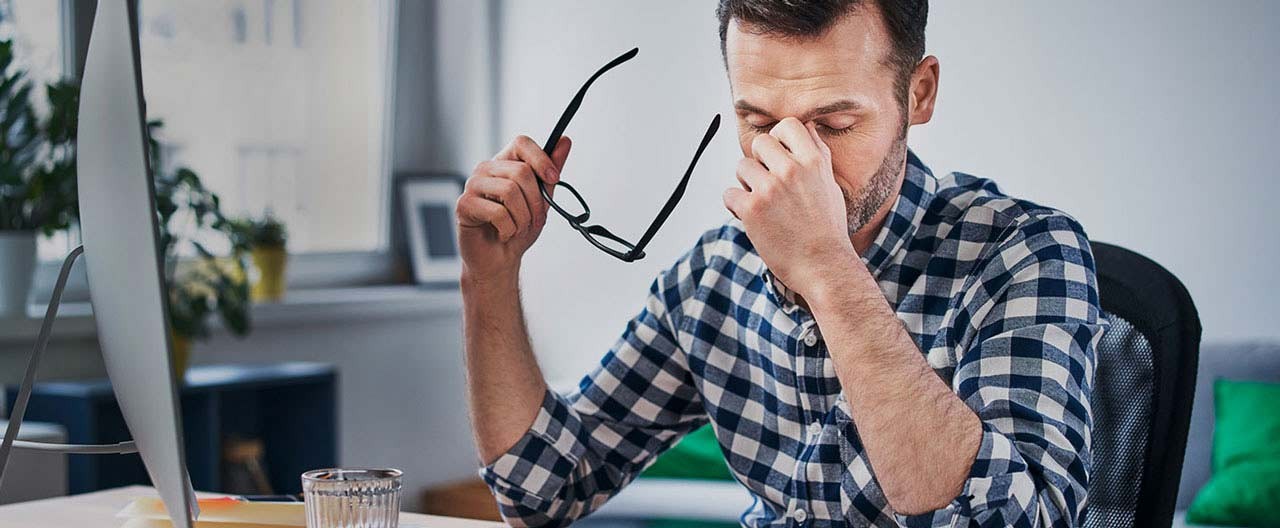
[{"xmin": 0, "ymin": 486, "xmax": 505, "ymax": 528}]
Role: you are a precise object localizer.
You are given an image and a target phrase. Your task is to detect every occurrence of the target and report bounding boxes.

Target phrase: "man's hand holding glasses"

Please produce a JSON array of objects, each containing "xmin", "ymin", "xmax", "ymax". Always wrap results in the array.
[
  {"xmin": 457, "ymin": 133, "xmax": 572, "ymax": 283},
  {"xmin": 456, "ymin": 48, "xmax": 720, "ymax": 284}
]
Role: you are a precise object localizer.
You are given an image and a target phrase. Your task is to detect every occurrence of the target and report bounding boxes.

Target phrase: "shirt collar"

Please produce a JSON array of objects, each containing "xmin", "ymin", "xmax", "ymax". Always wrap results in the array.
[
  {"xmin": 861, "ymin": 149, "xmax": 937, "ymax": 276},
  {"xmin": 764, "ymin": 149, "xmax": 937, "ymax": 312}
]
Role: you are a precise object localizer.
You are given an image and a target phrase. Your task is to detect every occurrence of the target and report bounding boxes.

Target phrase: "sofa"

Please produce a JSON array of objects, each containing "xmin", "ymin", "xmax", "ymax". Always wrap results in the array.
[{"xmin": 1170, "ymin": 341, "xmax": 1280, "ymax": 528}]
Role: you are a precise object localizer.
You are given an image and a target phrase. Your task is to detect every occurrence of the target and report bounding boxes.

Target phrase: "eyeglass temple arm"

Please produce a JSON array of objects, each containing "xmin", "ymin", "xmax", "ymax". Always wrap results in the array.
[
  {"xmin": 627, "ymin": 114, "xmax": 721, "ymax": 259},
  {"xmin": 540, "ymin": 47, "xmax": 640, "ymax": 161}
]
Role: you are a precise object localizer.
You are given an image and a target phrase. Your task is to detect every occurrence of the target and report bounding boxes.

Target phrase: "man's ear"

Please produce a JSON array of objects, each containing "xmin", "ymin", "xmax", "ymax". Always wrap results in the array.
[{"xmin": 907, "ymin": 55, "xmax": 940, "ymax": 126}]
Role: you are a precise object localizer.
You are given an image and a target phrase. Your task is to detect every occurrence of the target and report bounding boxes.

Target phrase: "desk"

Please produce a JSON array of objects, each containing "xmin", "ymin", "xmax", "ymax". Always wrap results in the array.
[{"xmin": 0, "ymin": 486, "xmax": 504, "ymax": 528}]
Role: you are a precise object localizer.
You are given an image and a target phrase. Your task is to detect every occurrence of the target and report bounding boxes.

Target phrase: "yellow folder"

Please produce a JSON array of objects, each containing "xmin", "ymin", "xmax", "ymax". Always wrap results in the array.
[{"xmin": 118, "ymin": 497, "xmax": 306, "ymax": 527}]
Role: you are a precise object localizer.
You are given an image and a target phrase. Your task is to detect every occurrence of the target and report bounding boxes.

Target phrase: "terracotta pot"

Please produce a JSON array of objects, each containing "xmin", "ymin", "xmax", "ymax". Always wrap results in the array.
[{"xmin": 250, "ymin": 245, "xmax": 287, "ymax": 301}]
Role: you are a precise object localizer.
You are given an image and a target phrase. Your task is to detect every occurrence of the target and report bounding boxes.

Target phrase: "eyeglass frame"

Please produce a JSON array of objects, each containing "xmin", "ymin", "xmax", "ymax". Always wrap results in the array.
[{"xmin": 536, "ymin": 47, "xmax": 721, "ymax": 262}]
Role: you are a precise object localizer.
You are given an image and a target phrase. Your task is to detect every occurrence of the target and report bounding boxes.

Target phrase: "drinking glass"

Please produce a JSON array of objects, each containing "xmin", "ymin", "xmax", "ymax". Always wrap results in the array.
[{"xmin": 302, "ymin": 468, "xmax": 402, "ymax": 528}]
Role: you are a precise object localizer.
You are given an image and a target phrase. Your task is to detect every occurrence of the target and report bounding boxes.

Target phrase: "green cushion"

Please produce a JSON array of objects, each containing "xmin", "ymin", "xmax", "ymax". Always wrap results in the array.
[
  {"xmin": 1186, "ymin": 379, "xmax": 1280, "ymax": 527},
  {"xmin": 641, "ymin": 424, "xmax": 735, "ymax": 481}
]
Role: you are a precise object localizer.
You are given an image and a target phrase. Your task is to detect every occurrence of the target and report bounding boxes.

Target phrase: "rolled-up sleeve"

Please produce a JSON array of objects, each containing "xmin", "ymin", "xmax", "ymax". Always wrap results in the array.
[
  {"xmin": 479, "ymin": 263, "xmax": 707, "ymax": 527},
  {"xmin": 897, "ymin": 215, "xmax": 1104, "ymax": 528}
]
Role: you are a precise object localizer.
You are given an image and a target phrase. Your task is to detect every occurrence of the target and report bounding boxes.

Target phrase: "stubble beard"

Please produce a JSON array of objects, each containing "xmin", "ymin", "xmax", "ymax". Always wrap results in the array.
[{"xmin": 841, "ymin": 135, "xmax": 907, "ymax": 237}]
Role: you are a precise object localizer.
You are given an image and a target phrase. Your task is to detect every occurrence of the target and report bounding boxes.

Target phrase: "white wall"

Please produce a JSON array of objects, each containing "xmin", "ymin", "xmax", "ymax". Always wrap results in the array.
[
  {"xmin": 913, "ymin": 1, "xmax": 1280, "ymax": 344},
  {"xmin": 498, "ymin": 1, "xmax": 740, "ymax": 385},
  {"xmin": 498, "ymin": 1, "xmax": 1280, "ymax": 383}
]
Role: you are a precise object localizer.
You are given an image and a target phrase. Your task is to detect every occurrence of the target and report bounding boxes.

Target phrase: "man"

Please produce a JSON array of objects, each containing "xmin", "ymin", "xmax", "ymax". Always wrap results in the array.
[{"xmin": 456, "ymin": 1, "xmax": 1103, "ymax": 526}]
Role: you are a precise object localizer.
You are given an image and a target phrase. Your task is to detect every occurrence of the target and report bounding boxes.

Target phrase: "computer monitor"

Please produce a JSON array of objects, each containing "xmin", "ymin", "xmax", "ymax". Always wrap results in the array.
[{"xmin": 74, "ymin": 0, "xmax": 197, "ymax": 525}]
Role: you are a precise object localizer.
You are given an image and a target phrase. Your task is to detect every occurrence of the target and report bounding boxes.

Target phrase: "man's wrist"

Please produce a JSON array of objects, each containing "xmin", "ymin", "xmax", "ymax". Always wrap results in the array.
[
  {"xmin": 461, "ymin": 265, "xmax": 521, "ymax": 298},
  {"xmin": 805, "ymin": 255, "xmax": 881, "ymax": 320}
]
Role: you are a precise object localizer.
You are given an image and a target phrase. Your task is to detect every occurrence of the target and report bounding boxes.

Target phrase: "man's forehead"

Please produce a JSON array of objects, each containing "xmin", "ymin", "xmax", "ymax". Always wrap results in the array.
[{"xmin": 725, "ymin": 15, "xmax": 896, "ymax": 116}]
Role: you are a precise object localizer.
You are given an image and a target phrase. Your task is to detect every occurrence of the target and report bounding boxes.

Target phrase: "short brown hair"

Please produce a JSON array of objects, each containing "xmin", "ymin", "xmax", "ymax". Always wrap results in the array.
[{"xmin": 717, "ymin": 0, "xmax": 928, "ymax": 111}]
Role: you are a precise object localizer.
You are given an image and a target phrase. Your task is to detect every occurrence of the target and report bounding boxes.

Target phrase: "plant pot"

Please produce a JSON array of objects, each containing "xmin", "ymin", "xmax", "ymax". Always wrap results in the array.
[
  {"xmin": 0, "ymin": 230, "xmax": 38, "ymax": 318},
  {"xmin": 250, "ymin": 245, "xmax": 287, "ymax": 302},
  {"xmin": 170, "ymin": 330, "xmax": 191, "ymax": 383}
]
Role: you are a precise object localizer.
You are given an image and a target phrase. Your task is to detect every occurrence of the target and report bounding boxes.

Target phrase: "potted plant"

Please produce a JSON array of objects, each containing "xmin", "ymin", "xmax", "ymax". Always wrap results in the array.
[
  {"xmin": 149, "ymin": 121, "xmax": 251, "ymax": 379},
  {"xmin": 230, "ymin": 213, "xmax": 288, "ymax": 302},
  {"xmin": 0, "ymin": 39, "xmax": 79, "ymax": 317}
]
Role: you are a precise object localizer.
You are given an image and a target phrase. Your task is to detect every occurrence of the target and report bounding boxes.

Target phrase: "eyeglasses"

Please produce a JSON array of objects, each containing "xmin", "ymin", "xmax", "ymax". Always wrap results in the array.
[{"xmin": 538, "ymin": 47, "xmax": 720, "ymax": 262}]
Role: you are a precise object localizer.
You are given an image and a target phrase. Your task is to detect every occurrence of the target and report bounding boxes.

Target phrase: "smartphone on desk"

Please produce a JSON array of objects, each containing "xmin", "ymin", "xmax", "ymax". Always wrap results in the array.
[{"xmin": 240, "ymin": 494, "xmax": 303, "ymax": 502}]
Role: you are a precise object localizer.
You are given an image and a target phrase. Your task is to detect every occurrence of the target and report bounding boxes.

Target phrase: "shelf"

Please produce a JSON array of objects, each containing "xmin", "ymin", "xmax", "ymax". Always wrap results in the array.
[{"xmin": 0, "ymin": 285, "xmax": 462, "ymax": 345}]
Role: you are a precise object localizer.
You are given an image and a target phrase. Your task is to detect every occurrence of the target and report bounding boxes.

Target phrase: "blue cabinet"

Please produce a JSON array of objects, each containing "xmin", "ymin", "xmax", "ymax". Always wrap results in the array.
[{"xmin": 5, "ymin": 362, "xmax": 337, "ymax": 495}]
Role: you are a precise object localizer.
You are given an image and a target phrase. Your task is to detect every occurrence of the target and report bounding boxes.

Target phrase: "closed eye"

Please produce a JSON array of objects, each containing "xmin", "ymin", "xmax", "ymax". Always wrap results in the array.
[
  {"xmin": 817, "ymin": 123, "xmax": 855, "ymax": 137},
  {"xmin": 749, "ymin": 122, "xmax": 854, "ymax": 137}
]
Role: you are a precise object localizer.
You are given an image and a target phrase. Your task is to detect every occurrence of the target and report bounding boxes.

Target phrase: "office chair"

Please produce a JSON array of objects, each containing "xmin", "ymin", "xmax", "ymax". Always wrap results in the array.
[{"xmin": 1083, "ymin": 242, "xmax": 1201, "ymax": 528}]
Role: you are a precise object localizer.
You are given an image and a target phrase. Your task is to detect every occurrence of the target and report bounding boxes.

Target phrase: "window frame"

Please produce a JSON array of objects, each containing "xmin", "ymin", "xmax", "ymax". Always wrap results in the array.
[{"xmin": 31, "ymin": 0, "xmax": 404, "ymax": 307}]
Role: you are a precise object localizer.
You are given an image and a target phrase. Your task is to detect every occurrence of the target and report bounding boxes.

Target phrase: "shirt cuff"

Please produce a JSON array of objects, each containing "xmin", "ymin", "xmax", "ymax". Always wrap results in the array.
[
  {"xmin": 479, "ymin": 389, "xmax": 588, "ymax": 514},
  {"xmin": 894, "ymin": 422, "xmax": 1035, "ymax": 528}
]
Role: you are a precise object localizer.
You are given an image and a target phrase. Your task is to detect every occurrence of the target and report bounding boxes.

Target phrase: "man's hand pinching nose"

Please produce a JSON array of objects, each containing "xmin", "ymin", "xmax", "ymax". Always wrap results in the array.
[{"xmin": 722, "ymin": 117, "xmax": 857, "ymax": 301}]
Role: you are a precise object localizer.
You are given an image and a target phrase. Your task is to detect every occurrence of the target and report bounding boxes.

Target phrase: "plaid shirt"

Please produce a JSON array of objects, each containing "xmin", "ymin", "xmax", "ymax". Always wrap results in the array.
[{"xmin": 481, "ymin": 151, "xmax": 1103, "ymax": 527}]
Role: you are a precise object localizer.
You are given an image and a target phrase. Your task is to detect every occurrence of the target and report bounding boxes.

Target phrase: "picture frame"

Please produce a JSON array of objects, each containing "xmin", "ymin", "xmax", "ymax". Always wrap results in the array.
[{"xmin": 397, "ymin": 173, "xmax": 465, "ymax": 285}]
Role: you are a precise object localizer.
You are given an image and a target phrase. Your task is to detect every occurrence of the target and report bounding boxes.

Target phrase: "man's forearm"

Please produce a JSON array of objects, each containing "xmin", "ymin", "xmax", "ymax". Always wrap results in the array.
[
  {"xmin": 808, "ymin": 270, "xmax": 982, "ymax": 516},
  {"xmin": 461, "ymin": 269, "xmax": 549, "ymax": 464}
]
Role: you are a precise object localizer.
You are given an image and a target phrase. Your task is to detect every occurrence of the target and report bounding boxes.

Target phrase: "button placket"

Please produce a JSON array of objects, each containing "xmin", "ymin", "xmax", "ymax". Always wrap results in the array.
[
  {"xmin": 799, "ymin": 319, "xmax": 823, "ymax": 349},
  {"xmin": 793, "ymin": 319, "xmax": 818, "ymax": 417},
  {"xmin": 795, "ymin": 320, "xmax": 828, "ymax": 425}
]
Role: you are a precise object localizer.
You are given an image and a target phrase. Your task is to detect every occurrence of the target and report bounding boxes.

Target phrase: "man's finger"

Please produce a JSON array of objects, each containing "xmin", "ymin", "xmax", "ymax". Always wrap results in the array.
[
  {"xmin": 806, "ymin": 121, "xmax": 832, "ymax": 162},
  {"xmin": 509, "ymin": 136, "xmax": 561, "ymax": 186},
  {"xmin": 736, "ymin": 157, "xmax": 768, "ymax": 192},
  {"xmin": 468, "ymin": 176, "xmax": 533, "ymax": 235},
  {"xmin": 493, "ymin": 136, "xmax": 525, "ymax": 161},
  {"xmin": 457, "ymin": 194, "xmax": 519, "ymax": 241},
  {"xmin": 549, "ymin": 136, "xmax": 572, "ymax": 172},
  {"xmin": 723, "ymin": 186, "xmax": 749, "ymax": 220},
  {"xmin": 770, "ymin": 117, "xmax": 822, "ymax": 164},
  {"xmin": 486, "ymin": 160, "xmax": 547, "ymax": 218},
  {"xmin": 750, "ymin": 133, "xmax": 793, "ymax": 175},
  {"xmin": 543, "ymin": 136, "xmax": 572, "ymax": 201}
]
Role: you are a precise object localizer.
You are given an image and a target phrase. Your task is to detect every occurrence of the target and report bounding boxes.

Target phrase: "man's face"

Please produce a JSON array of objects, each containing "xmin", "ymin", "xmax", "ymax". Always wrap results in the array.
[{"xmin": 725, "ymin": 8, "xmax": 917, "ymax": 238}]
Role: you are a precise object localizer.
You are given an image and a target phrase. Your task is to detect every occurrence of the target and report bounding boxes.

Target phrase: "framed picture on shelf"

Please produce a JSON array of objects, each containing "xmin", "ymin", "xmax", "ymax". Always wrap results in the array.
[{"xmin": 397, "ymin": 173, "xmax": 465, "ymax": 285}]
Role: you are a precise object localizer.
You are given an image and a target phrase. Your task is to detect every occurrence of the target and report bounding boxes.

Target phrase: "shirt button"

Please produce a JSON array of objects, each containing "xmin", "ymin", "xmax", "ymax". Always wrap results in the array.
[
  {"xmin": 807, "ymin": 421, "xmax": 822, "ymax": 438},
  {"xmin": 793, "ymin": 508, "xmax": 808, "ymax": 523},
  {"xmin": 803, "ymin": 332, "xmax": 818, "ymax": 347}
]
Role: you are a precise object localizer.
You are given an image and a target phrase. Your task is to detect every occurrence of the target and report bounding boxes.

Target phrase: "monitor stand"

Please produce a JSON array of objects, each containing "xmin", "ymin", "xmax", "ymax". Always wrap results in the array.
[{"xmin": 0, "ymin": 246, "xmax": 141, "ymax": 490}]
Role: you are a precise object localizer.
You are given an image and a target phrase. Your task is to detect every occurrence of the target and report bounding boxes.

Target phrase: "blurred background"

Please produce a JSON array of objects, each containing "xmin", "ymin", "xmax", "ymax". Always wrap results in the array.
[{"xmin": 0, "ymin": 0, "xmax": 1276, "ymax": 525}]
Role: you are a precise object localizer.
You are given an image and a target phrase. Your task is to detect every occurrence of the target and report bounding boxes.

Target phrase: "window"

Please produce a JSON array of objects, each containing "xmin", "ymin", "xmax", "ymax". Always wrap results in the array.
[
  {"xmin": 2, "ymin": 0, "xmax": 74, "ymax": 262},
  {"xmin": 137, "ymin": 0, "xmax": 396, "ymax": 255},
  {"xmin": 0, "ymin": 0, "xmax": 62, "ymax": 85}
]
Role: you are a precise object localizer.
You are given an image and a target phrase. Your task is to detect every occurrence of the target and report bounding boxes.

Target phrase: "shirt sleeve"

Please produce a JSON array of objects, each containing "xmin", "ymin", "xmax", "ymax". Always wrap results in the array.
[
  {"xmin": 897, "ymin": 214, "xmax": 1104, "ymax": 528},
  {"xmin": 479, "ymin": 257, "xmax": 708, "ymax": 527}
]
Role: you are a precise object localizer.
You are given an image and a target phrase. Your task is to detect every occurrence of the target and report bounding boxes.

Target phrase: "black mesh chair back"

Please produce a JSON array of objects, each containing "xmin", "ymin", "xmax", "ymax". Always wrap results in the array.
[{"xmin": 1083, "ymin": 242, "xmax": 1200, "ymax": 528}]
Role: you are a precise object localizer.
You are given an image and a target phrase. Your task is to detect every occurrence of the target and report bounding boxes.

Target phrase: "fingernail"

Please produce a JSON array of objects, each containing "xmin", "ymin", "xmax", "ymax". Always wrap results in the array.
[{"xmin": 549, "ymin": 167, "xmax": 560, "ymax": 184}]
